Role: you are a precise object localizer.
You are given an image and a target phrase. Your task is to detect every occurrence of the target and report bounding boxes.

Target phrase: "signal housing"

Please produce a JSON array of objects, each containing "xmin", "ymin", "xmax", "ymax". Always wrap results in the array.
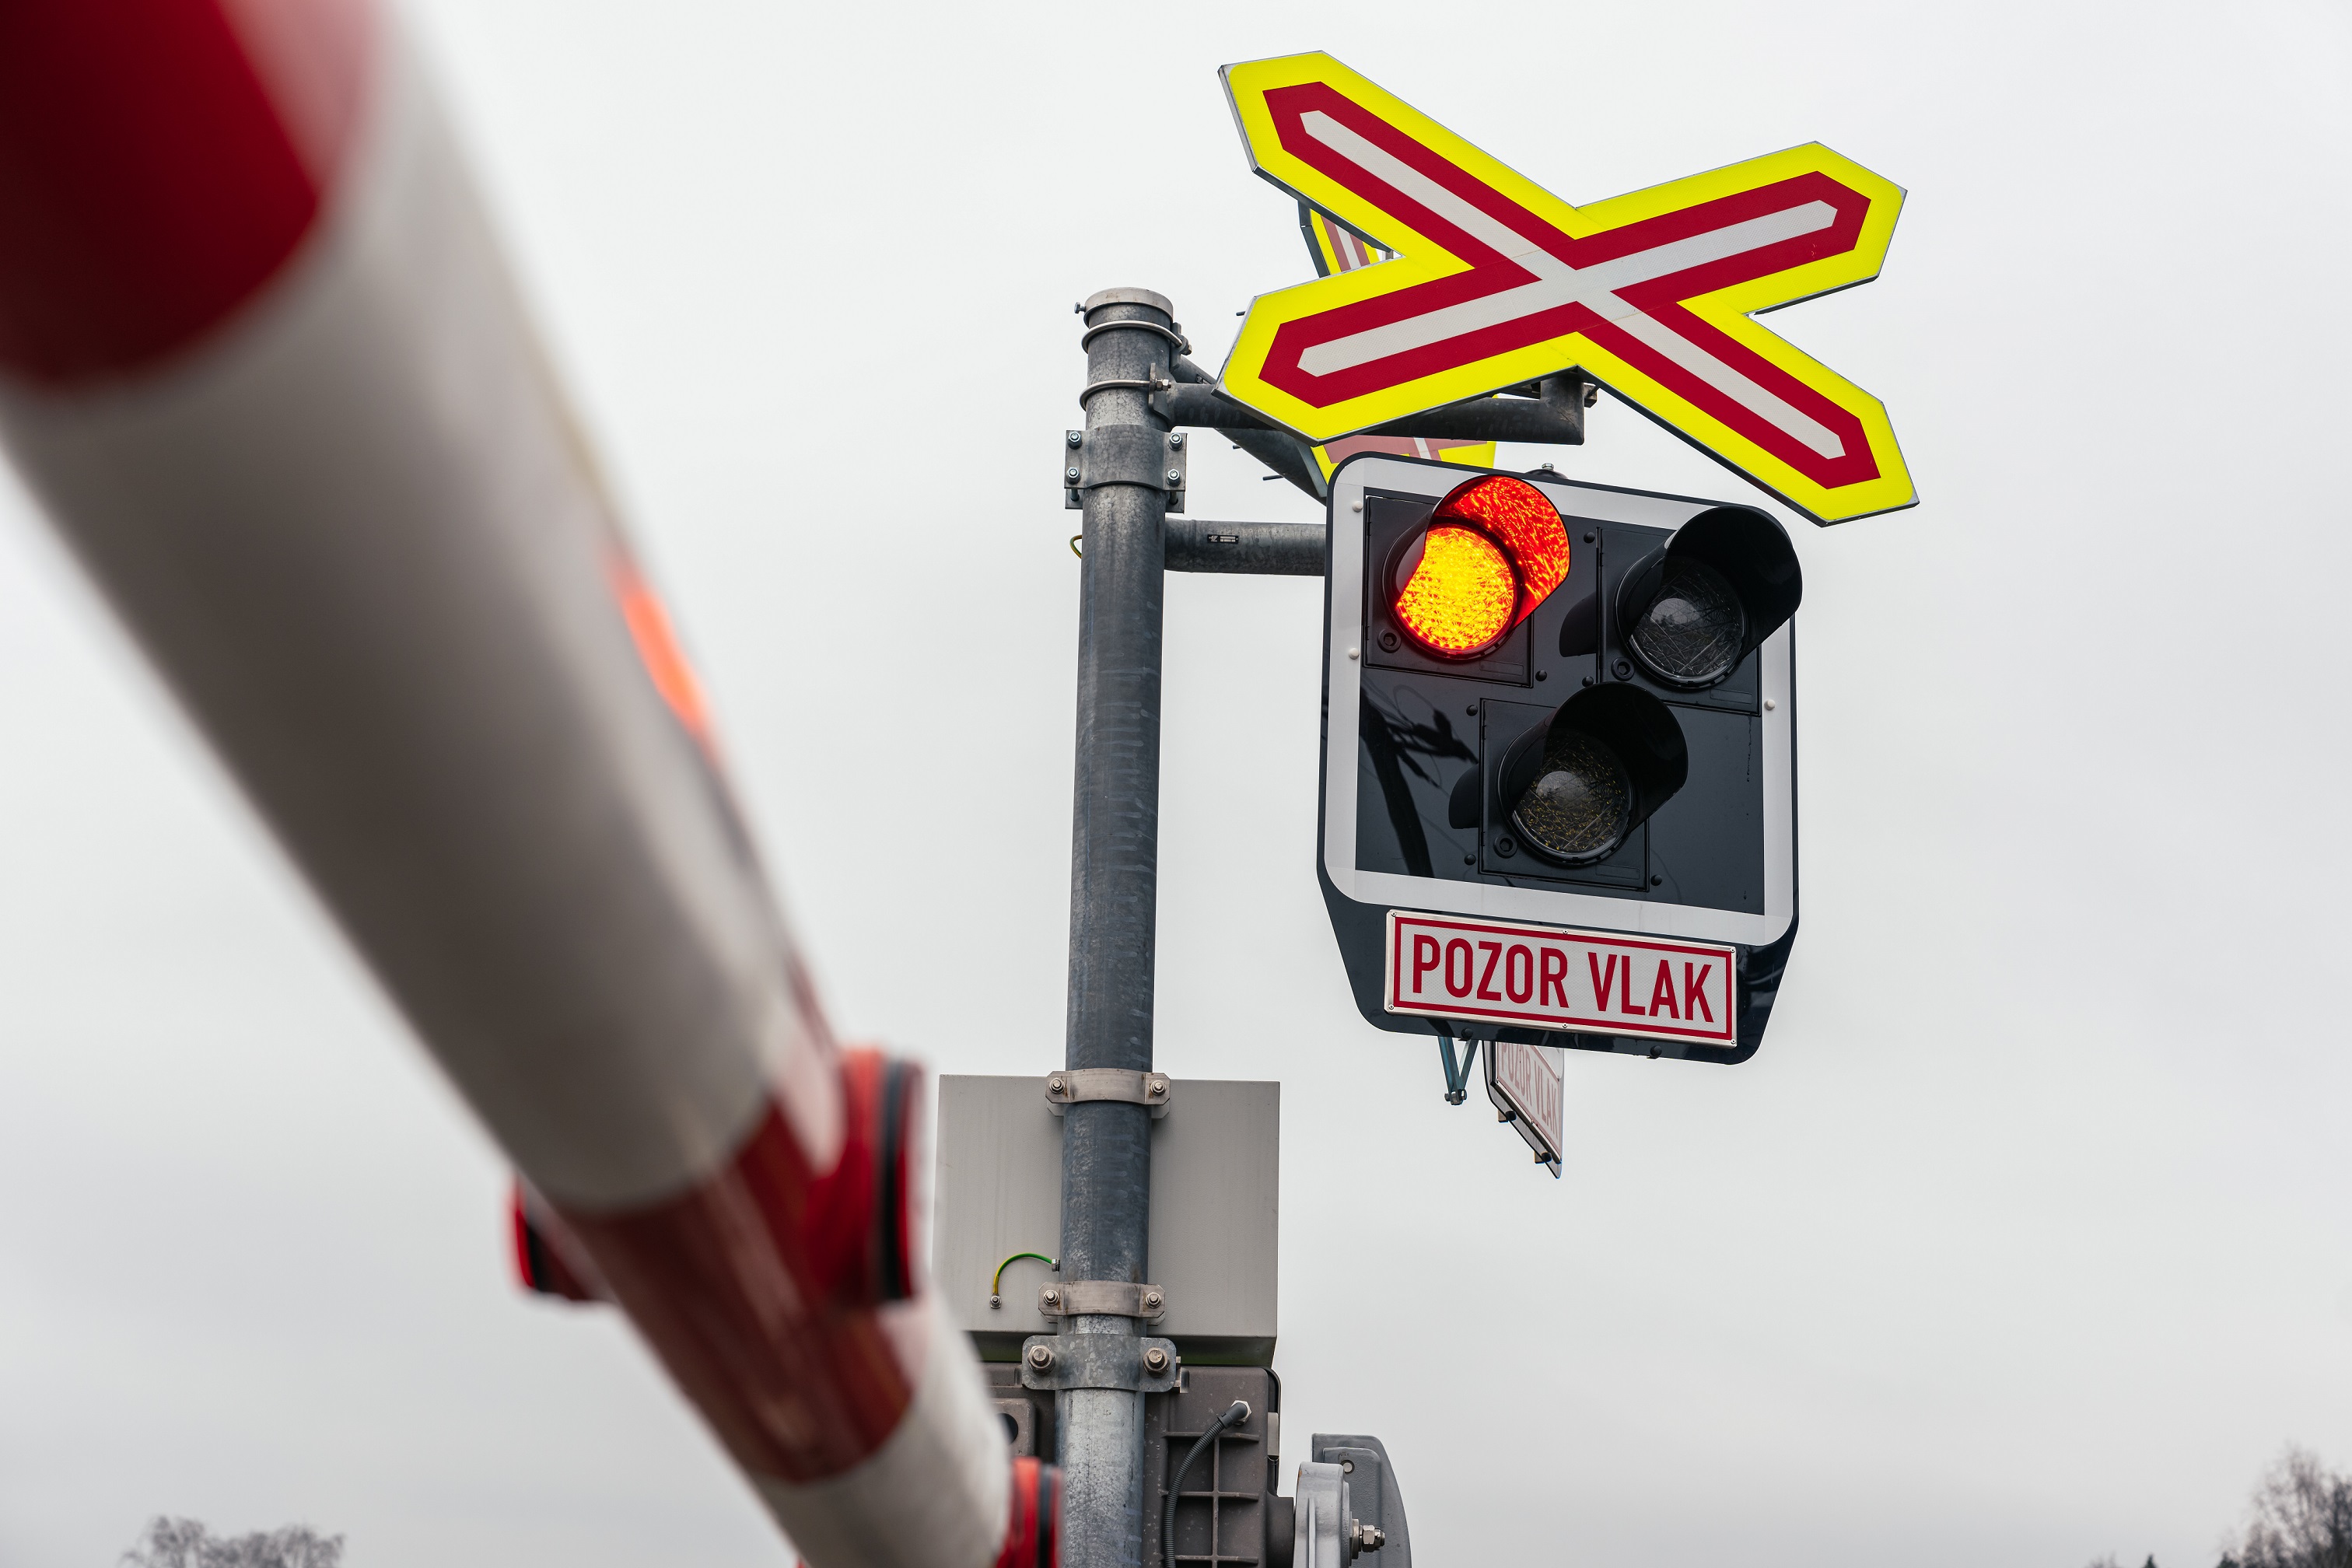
[{"xmin": 1320, "ymin": 455, "xmax": 1801, "ymax": 1064}]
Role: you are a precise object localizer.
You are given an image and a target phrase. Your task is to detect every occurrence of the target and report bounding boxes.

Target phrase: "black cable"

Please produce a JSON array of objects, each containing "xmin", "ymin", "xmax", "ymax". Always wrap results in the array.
[{"xmin": 1163, "ymin": 1399, "xmax": 1250, "ymax": 1568}]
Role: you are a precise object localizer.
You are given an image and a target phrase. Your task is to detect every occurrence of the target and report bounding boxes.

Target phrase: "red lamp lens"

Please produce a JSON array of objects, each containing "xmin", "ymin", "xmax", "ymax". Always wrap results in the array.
[
  {"xmin": 1385, "ymin": 475, "xmax": 1573, "ymax": 659},
  {"xmin": 1394, "ymin": 526, "xmax": 1517, "ymax": 655}
]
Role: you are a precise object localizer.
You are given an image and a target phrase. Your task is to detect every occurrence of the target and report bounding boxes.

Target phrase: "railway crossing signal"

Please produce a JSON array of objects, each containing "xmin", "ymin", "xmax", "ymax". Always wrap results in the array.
[{"xmin": 1317, "ymin": 456, "xmax": 1802, "ymax": 1062}]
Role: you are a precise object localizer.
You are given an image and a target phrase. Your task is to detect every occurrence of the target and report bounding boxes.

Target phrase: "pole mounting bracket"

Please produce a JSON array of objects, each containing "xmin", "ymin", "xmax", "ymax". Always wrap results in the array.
[
  {"xmin": 1038, "ymin": 1279, "xmax": 1167, "ymax": 1321},
  {"xmin": 1062, "ymin": 426, "xmax": 1187, "ymax": 513},
  {"xmin": 1018, "ymin": 1333, "xmax": 1181, "ymax": 1393},
  {"xmin": 1046, "ymin": 1068, "xmax": 1171, "ymax": 1116}
]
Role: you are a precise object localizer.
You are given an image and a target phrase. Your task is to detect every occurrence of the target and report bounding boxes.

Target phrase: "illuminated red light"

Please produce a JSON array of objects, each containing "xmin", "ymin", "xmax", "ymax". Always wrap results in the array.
[
  {"xmin": 1395, "ymin": 526, "xmax": 1517, "ymax": 653},
  {"xmin": 1388, "ymin": 475, "xmax": 1572, "ymax": 658}
]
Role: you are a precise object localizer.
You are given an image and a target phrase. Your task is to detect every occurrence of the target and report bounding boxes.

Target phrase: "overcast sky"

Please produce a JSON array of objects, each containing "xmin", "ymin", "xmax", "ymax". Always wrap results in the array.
[{"xmin": 5, "ymin": 1, "xmax": 2351, "ymax": 1564}]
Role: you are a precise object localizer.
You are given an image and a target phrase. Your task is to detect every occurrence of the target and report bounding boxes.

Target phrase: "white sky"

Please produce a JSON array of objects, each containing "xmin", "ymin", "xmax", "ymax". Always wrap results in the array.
[{"xmin": 4, "ymin": 1, "xmax": 2350, "ymax": 1564}]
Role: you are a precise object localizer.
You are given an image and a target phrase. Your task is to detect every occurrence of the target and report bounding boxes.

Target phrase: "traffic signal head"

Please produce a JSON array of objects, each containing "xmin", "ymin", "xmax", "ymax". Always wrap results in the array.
[
  {"xmin": 1614, "ymin": 506, "xmax": 1802, "ymax": 691},
  {"xmin": 1385, "ymin": 474, "xmax": 1570, "ymax": 657},
  {"xmin": 1492, "ymin": 683, "xmax": 1687, "ymax": 868},
  {"xmin": 1318, "ymin": 457, "xmax": 1803, "ymax": 1063}
]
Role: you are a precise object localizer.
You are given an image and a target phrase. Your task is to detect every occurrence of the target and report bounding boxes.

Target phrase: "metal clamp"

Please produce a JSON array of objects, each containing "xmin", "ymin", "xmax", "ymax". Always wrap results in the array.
[
  {"xmin": 1046, "ymin": 1068, "xmax": 1171, "ymax": 1116},
  {"xmin": 1076, "ymin": 377, "xmax": 1172, "ymax": 409},
  {"xmin": 1019, "ymin": 1334, "xmax": 1180, "ymax": 1394},
  {"xmin": 1079, "ymin": 317, "xmax": 1191, "ymax": 355},
  {"xmin": 1038, "ymin": 1279, "xmax": 1166, "ymax": 1320},
  {"xmin": 1063, "ymin": 426, "xmax": 1187, "ymax": 513}
]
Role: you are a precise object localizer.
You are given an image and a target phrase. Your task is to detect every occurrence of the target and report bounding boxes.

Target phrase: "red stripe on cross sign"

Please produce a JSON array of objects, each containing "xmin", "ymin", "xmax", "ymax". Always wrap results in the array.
[{"xmin": 1384, "ymin": 911, "xmax": 1736, "ymax": 1046}]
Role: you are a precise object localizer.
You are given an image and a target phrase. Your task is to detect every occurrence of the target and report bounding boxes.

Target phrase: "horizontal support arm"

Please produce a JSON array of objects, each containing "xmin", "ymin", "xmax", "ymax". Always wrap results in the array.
[
  {"xmin": 1161, "ymin": 373, "xmax": 1588, "ymax": 445},
  {"xmin": 1165, "ymin": 519, "xmax": 1328, "ymax": 576}
]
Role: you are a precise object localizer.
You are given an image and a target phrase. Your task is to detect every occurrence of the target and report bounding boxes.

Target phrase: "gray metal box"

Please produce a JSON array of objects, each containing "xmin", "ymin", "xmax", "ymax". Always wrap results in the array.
[{"xmin": 933, "ymin": 1076, "xmax": 1278, "ymax": 1365}]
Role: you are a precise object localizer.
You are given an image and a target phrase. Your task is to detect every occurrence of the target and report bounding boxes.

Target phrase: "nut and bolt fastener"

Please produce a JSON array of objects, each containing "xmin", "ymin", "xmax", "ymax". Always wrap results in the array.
[
  {"xmin": 1143, "ymin": 1346, "xmax": 1171, "ymax": 1373},
  {"xmin": 1048, "ymin": 1076, "xmax": 1066, "ymax": 1095},
  {"xmin": 1148, "ymin": 1079, "xmax": 1167, "ymax": 1096},
  {"xmin": 1065, "ymin": 467, "xmax": 1080, "ymax": 482},
  {"xmin": 1041, "ymin": 1288, "xmax": 1060, "ymax": 1306},
  {"xmin": 1165, "ymin": 467, "xmax": 1182, "ymax": 484},
  {"xmin": 1142, "ymin": 1290, "xmax": 1164, "ymax": 1311},
  {"xmin": 1613, "ymin": 658, "xmax": 1633, "ymax": 679},
  {"xmin": 1027, "ymin": 1344, "xmax": 1055, "ymax": 1370},
  {"xmin": 1067, "ymin": 431, "xmax": 1083, "ymax": 447},
  {"xmin": 1377, "ymin": 630, "xmax": 1399, "ymax": 652},
  {"xmin": 1168, "ymin": 432, "xmax": 1185, "ymax": 449}
]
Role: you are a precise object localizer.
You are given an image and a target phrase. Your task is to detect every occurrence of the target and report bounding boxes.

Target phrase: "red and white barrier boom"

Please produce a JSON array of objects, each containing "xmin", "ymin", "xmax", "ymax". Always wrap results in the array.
[{"xmin": 0, "ymin": 5, "xmax": 1048, "ymax": 1565}]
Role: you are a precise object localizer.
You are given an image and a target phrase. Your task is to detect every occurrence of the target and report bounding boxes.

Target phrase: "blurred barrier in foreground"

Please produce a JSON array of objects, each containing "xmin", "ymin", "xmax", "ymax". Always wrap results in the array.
[{"xmin": 0, "ymin": 5, "xmax": 1043, "ymax": 1564}]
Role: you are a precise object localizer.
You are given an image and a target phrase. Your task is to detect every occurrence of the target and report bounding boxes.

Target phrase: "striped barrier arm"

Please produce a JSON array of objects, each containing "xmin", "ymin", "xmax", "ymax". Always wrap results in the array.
[{"xmin": 0, "ymin": 5, "xmax": 1043, "ymax": 1566}]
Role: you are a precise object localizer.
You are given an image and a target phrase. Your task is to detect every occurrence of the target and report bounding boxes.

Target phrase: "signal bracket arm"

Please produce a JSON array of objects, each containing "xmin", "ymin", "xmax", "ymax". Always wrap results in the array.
[
  {"xmin": 1159, "ymin": 373, "xmax": 1591, "ymax": 445},
  {"xmin": 1166, "ymin": 518, "xmax": 1326, "ymax": 576}
]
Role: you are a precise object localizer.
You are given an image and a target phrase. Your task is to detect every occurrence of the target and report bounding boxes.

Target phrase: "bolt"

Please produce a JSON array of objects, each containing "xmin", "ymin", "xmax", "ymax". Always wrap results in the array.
[
  {"xmin": 1650, "ymin": 874, "xmax": 1663, "ymax": 887},
  {"xmin": 1065, "ymin": 467, "xmax": 1080, "ymax": 482},
  {"xmin": 1377, "ymin": 630, "xmax": 1399, "ymax": 653},
  {"xmin": 1041, "ymin": 1288, "xmax": 1060, "ymax": 1306},
  {"xmin": 1166, "ymin": 468, "xmax": 1182, "ymax": 484},
  {"xmin": 1583, "ymin": 530, "xmax": 1596, "ymax": 544},
  {"xmin": 1148, "ymin": 1078, "xmax": 1167, "ymax": 1097},
  {"xmin": 1581, "ymin": 674, "xmax": 1595, "ymax": 688},
  {"xmin": 1495, "ymin": 836, "xmax": 1517, "ymax": 858},
  {"xmin": 1465, "ymin": 704, "xmax": 1477, "ymax": 716},
  {"xmin": 1027, "ymin": 1343, "xmax": 1055, "ymax": 1370},
  {"xmin": 1535, "ymin": 669, "xmax": 1548, "ymax": 681},
  {"xmin": 1048, "ymin": 1075, "xmax": 1066, "ymax": 1095},
  {"xmin": 1351, "ymin": 499, "xmax": 1363, "ymax": 513},
  {"xmin": 1764, "ymin": 698, "xmax": 1777, "ymax": 711},
  {"xmin": 1067, "ymin": 431, "xmax": 1083, "ymax": 448},
  {"xmin": 1143, "ymin": 1290, "xmax": 1164, "ymax": 1311},
  {"xmin": 1340, "ymin": 1460, "xmax": 1354, "ymax": 1473},
  {"xmin": 1143, "ymin": 1346, "xmax": 1171, "ymax": 1374},
  {"xmin": 1463, "ymin": 854, "xmax": 1475, "ymax": 866},
  {"xmin": 989, "ymin": 1294, "xmax": 1003, "ymax": 1310},
  {"xmin": 1612, "ymin": 658, "xmax": 1633, "ymax": 680},
  {"xmin": 1346, "ymin": 647, "xmax": 1360, "ymax": 660},
  {"xmin": 1168, "ymin": 432, "xmax": 1185, "ymax": 450}
]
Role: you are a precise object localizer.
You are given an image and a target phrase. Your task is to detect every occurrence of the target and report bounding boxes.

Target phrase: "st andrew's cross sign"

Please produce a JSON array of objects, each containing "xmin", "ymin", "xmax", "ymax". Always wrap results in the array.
[{"xmin": 1217, "ymin": 52, "xmax": 1914, "ymax": 524}]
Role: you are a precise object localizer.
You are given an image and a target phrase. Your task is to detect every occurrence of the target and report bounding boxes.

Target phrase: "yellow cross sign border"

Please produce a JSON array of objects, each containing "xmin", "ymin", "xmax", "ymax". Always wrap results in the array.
[{"xmin": 1217, "ymin": 52, "xmax": 1916, "ymax": 524}]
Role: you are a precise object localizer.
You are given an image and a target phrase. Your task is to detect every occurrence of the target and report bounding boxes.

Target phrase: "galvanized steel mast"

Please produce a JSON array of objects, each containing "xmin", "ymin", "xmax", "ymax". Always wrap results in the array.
[{"xmin": 1059, "ymin": 286, "xmax": 1181, "ymax": 1568}]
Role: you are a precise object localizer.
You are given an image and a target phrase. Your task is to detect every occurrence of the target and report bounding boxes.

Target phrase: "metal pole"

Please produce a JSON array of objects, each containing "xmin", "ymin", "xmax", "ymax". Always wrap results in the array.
[{"xmin": 1059, "ymin": 286, "xmax": 1176, "ymax": 1568}]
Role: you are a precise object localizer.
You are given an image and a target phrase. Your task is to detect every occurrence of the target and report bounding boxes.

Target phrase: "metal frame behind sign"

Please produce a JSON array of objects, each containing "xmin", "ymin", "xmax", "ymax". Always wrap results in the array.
[
  {"xmin": 1316, "ymin": 453, "xmax": 1800, "ymax": 1063},
  {"xmin": 1484, "ymin": 1039, "xmax": 1566, "ymax": 1176}
]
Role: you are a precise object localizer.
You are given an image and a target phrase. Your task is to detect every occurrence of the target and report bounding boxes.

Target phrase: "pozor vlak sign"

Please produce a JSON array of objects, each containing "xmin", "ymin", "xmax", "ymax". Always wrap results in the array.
[{"xmin": 1389, "ymin": 912, "xmax": 1734, "ymax": 1048}]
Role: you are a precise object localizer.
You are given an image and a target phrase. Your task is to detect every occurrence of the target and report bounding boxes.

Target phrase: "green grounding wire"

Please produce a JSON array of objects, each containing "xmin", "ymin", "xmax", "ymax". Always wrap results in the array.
[{"xmin": 989, "ymin": 1251, "xmax": 1059, "ymax": 1310}]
